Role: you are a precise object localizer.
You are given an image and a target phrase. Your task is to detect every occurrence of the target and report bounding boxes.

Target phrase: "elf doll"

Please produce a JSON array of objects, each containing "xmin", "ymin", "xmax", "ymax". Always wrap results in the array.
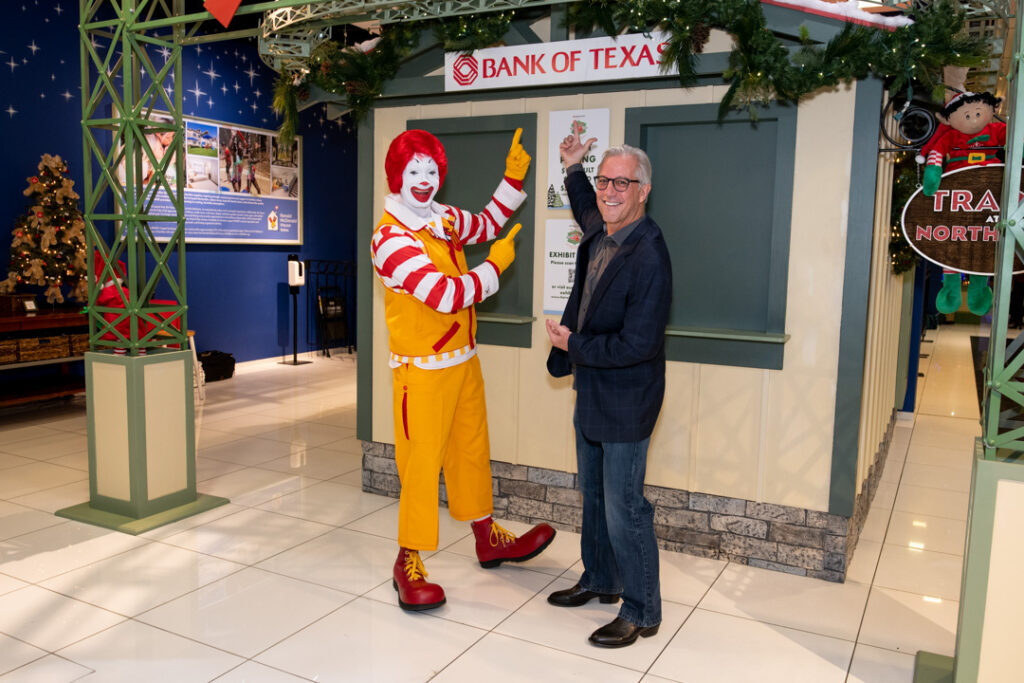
[
  {"xmin": 919, "ymin": 91, "xmax": 1006, "ymax": 315},
  {"xmin": 93, "ymin": 251, "xmax": 134, "ymax": 354},
  {"xmin": 371, "ymin": 129, "xmax": 555, "ymax": 611}
]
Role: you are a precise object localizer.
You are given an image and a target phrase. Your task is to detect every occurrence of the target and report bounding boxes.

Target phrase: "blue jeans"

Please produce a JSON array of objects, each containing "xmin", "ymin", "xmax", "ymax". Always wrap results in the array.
[{"xmin": 575, "ymin": 413, "xmax": 661, "ymax": 627}]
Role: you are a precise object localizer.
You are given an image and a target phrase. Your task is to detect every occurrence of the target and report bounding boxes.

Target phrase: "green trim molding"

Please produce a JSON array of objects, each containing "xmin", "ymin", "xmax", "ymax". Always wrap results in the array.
[
  {"xmin": 57, "ymin": 494, "xmax": 228, "ymax": 536},
  {"xmin": 829, "ymin": 76, "xmax": 884, "ymax": 517},
  {"xmin": 356, "ymin": 111, "xmax": 376, "ymax": 443}
]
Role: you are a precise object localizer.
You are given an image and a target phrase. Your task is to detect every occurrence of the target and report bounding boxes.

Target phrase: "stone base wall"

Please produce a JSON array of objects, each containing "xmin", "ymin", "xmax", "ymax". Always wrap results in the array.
[{"xmin": 361, "ymin": 413, "xmax": 894, "ymax": 583}]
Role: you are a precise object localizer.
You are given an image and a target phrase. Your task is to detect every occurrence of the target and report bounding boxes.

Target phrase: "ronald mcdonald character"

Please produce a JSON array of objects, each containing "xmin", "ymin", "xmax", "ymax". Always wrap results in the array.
[
  {"xmin": 371, "ymin": 129, "xmax": 555, "ymax": 611},
  {"xmin": 919, "ymin": 91, "xmax": 1006, "ymax": 315}
]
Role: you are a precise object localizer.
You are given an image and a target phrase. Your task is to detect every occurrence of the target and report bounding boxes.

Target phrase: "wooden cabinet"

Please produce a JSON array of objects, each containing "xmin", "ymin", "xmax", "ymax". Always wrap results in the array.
[{"xmin": 0, "ymin": 311, "xmax": 89, "ymax": 407}]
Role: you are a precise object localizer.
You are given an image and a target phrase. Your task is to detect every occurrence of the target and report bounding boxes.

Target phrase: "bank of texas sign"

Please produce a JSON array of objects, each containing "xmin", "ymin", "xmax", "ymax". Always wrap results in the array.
[{"xmin": 444, "ymin": 32, "xmax": 676, "ymax": 92}]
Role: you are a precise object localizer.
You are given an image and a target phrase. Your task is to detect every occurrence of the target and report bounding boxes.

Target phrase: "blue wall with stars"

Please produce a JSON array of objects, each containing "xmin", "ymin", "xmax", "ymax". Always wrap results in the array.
[{"xmin": 1, "ymin": 2, "xmax": 358, "ymax": 363}]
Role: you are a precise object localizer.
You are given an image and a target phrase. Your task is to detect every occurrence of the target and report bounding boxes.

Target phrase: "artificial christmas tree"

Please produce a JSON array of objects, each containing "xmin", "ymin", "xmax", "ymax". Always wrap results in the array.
[
  {"xmin": 0, "ymin": 154, "xmax": 88, "ymax": 304},
  {"xmin": 547, "ymin": 183, "xmax": 564, "ymax": 208}
]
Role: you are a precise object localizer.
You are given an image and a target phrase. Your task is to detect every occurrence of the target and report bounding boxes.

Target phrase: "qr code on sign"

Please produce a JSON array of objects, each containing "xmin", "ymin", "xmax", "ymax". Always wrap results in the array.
[{"xmin": 568, "ymin": 268, "xmax": 575, "ymax": 283}]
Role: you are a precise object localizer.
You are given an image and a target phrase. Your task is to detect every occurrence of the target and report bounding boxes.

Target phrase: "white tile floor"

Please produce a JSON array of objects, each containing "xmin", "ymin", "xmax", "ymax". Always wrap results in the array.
[{"xmin": 0, "ymin": 324, "xmax": 981, "ymax": 681}]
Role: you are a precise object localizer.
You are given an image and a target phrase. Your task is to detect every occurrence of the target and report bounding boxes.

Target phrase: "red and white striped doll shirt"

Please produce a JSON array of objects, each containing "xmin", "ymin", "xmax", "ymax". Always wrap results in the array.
[{"xmin": 371, "ymin": 177, "xmax": 525, "ymax": 314}]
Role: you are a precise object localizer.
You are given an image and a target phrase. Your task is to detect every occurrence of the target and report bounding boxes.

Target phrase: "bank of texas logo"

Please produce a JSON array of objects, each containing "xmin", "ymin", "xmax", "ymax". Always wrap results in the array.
[{"xmin": 452, "ymin": 54, "xmax": 479, "ymax": 86}]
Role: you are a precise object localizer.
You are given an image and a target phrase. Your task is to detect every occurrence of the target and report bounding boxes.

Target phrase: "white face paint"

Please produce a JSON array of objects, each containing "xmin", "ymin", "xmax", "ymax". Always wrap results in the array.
[{"xmin": 399, "ymin": 154, "xmax": 440, "ymax": 212}]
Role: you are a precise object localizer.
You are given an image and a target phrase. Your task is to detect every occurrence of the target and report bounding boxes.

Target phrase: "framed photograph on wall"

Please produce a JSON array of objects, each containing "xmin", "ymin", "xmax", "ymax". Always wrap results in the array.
[{"xmin": 118, "ymin": 111, "xmax": 303, "ymax": 245}]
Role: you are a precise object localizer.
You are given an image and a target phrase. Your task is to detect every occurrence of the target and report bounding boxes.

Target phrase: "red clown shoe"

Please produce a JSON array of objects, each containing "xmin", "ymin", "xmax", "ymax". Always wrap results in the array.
[
  {"xmin": 392, "ymin": 548, "xmax": 445, "ymax": 611},
  {"xmin": 471, "ymin": 517, "xmax": 556, "ymax": 568}
]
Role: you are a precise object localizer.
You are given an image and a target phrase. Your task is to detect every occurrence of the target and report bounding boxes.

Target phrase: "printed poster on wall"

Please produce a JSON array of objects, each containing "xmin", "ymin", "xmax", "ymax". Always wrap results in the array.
[
  {"xmin": 546, "ymin": 109, "xmax": 609, "ymax": 210},
  {"xmin": 122, "ymin": 113, "xmax": 302, "ymax": 244},
  {"xmin": 544, "ymin": 218, "xmax": 584, "ymax": 314}
]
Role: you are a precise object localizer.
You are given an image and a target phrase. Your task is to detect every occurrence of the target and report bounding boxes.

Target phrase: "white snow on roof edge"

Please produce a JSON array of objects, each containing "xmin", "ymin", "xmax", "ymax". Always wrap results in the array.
[{"xmin": 763, "ymin": 0, "xmax": 914, "ymax": 30}]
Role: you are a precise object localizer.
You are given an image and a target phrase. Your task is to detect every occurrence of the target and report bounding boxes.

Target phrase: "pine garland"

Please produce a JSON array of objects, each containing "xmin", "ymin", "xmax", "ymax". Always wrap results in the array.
[
  {"xmin": 273, "ymin": 12, "xmax": 510, "ymax": 138},
  {"xmin": 0, "ymin": 154, "xmax": 88, "ymax": 304},
  {"xmin": 889, "ymin": 153, "xmax": 920, "ymax": 275},
  {"xmin": 567, "ymin": 0, "xmax": 986, "ymax": 118},
  {"xmin": 272, "ymin": 0, "xmax": 988, "ymax": 152}
]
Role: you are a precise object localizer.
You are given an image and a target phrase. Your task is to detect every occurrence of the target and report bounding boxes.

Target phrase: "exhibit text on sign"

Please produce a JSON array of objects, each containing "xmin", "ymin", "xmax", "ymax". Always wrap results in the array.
[{"xmin": 544, "ymin": 218, "xmax": 584, "ymax": 314}]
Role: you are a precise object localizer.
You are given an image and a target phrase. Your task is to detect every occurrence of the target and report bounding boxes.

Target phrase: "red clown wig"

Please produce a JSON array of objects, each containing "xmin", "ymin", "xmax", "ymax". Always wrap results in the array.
[{"xmin": 385, "ymin": 130, "xmax": 448, "ymax": 194}]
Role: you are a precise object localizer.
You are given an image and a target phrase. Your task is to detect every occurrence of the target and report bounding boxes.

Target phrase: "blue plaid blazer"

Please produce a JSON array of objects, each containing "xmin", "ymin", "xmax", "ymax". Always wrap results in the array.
[{"xmin": 546, "ymin": 168, "xmax": 672, "ymax": 442}]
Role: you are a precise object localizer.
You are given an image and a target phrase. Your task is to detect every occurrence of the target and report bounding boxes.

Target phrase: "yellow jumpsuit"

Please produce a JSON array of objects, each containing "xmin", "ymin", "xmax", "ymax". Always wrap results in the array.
[{"xmin": 378, "ymin": 211, "xmax": 495, "ymax": 551}]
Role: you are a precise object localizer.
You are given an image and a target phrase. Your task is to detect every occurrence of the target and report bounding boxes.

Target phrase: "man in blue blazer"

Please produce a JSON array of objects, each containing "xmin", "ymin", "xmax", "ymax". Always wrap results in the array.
[{"xmin": 545, "ymin": 131, "xmax": 672, "ymax": 648}]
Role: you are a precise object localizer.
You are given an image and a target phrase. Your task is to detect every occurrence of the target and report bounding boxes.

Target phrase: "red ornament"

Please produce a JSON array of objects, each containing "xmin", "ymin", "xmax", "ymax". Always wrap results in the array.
[
  {"xmin": 36, "ymin": 212, "xmax": 43, "ymax": 218},
  {"xmin": 31, "ymin": 177, "xmax": 38, "ymax": 183}
]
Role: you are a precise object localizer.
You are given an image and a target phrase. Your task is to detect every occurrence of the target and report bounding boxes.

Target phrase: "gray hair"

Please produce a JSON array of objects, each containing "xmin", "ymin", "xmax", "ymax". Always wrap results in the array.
[{"xmin": 599, "ymin": 144, "xmax": 652, "ymax": 185}]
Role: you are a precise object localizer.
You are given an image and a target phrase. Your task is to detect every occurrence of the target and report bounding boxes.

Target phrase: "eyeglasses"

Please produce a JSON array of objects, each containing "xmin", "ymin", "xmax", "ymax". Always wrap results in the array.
[{"xmin": 594, "ymin": 176, "xmax": 641, "ymax": 191}]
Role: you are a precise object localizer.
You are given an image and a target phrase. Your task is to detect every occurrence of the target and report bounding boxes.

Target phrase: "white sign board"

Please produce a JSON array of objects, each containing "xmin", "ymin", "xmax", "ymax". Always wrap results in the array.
[
  {"xmin": 445, "ymin": 31, "xmax": 675, "ymax": 92},
  {"xmin": 547, "ymin": 109, "xmax": 610, "ymax": 210},
  {"xmin": 544, "ymin": 218, "xmax": 584, "ymax": 315}
]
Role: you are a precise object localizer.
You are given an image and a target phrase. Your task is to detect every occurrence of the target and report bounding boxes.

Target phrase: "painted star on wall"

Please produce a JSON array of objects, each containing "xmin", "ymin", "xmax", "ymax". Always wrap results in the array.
[{"xmin": 188, "ymin": 80, "xmax": 207, "ymax": 107}]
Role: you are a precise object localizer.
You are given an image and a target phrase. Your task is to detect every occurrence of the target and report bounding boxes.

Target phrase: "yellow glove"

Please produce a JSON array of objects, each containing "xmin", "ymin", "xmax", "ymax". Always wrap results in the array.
[
  {"xmin": 487, "ymin": 223, "xmax": 521, "ymax": 274},
  {"xmin": 504, "ymin": 128, "xmax": 531, "ymax": 181}
]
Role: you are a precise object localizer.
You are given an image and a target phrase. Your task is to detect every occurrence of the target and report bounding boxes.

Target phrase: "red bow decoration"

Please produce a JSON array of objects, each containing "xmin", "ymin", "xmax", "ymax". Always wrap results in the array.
[{"xmin": 204, "ymin": 0, "xmax": 242, "ymax": 28}]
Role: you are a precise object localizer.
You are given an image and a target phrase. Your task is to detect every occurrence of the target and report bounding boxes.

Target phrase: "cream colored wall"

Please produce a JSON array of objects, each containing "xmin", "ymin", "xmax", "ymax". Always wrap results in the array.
[
  {"xmin": 976, "ymin": 479, "xmax": 1024, "ymax": 682},
  {"xmin": 856, "ymin": 142, "xmax": 906, "ymax": 495},
  {"xmin": 370, "ymin": 82, "xmax": 865, "ymax": 511}
]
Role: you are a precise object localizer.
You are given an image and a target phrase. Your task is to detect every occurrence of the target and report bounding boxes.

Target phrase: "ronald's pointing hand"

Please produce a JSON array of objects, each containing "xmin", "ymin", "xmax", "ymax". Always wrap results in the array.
[
  {"xmin": 505, "ymin": 128, "xmax": 531, "ymax": 181},
  {"xmin": 486, "ymin": 223, "xmax": 522, "ymax": 274}
]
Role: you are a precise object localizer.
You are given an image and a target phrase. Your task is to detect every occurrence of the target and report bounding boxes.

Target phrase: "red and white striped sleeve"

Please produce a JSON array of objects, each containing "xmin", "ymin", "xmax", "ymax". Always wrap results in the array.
[
  {"xmin": 442, "ymin": 178, "xmax": 527, "ymax": 246},
  {"xmin": 372, "ymin": 223, "xmax": 500, "ymax": 314}
]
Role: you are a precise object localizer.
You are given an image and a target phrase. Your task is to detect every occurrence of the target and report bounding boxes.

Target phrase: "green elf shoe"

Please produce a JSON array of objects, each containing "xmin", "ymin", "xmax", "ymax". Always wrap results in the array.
[
  {"xmin": 967, "ymin": 275, "xmax": 993, "ymax": 316},
  {"xmin": 935, "ymin": 272, "xmax": 962, "ymax": 314}
]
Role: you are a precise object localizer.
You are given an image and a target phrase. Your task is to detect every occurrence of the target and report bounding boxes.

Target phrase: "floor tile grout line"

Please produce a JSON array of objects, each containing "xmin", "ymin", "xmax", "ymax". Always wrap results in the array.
[
  {"xmin": 0, "ymin": 650, "xmax": 97, "ymax": 680},
  {"xmin": 846, "ymin": 399, "xmax": 917, "ymax": 679},
  {"xmin": 1, "ymin": 338, "xmax": 976, "ymax": 680},
  {"xmin": 637, "ymin": 557, "xmax": 732, "ymax": 678},
  {"xmin": 849, "ymin": 323, "xmax": 976, "ymax": 672}
]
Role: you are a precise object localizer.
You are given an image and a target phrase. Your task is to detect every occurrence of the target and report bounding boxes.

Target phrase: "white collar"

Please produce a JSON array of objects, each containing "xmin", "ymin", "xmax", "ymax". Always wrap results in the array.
[{"xmin": 385, "ymin": 195, "xmax": 448, "ymax": 239}]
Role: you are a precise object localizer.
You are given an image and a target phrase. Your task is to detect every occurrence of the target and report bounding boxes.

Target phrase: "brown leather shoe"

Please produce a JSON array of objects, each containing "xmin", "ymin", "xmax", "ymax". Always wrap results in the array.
[
  {"xmin": 588, "ymin": 617, "xmax": 660, "ymax": 648},
  {"xmin": 471, "ymin": 517, "xmax": 555, "ymax": 568},
  {"xmin": 547, "ymin": 583, "xmax": 620, "ymax": 607},
  {"xmin": 392, "ymin": 548, "xmax": 445, "ymax": 611}
]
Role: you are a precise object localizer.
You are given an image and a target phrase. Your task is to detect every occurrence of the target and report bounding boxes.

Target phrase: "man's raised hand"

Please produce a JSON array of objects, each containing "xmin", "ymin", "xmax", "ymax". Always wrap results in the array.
[{"xmin": 559, "ymin": 127, "xmax": 597, "ymax": 169}]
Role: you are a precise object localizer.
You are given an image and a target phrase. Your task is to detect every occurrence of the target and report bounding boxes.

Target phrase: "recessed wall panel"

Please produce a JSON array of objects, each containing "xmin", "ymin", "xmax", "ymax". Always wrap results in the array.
[
  {"xmin": 145, "ymin": 359, "xmax": 187, "ymax": 499},
  {"xmin": 92, "ymin": 362, "xmax": 131, "ymax": 500}
]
